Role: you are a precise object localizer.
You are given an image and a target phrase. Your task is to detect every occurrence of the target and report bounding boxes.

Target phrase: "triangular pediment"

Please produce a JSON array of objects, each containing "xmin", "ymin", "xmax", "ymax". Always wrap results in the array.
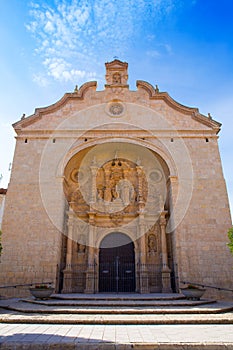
[{"xmin": 105, "ymin": 59, "xmax": 128, "ymax": 70}]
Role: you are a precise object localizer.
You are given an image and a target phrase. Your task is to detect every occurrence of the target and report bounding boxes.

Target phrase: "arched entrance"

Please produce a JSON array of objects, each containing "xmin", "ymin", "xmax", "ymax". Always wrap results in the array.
[
  {"xmin": 99, "ymin": 232, "xmax": 136, "ymax": 293},
  {"xmin": 61, "ymin": 141, "xmax": 175, "ymax": 294}
]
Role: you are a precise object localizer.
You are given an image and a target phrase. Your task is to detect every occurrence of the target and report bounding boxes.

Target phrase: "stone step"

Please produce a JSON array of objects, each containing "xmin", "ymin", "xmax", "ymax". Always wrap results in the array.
[
  {"xmin": 51, "ymin": 293, "xmax": 184, "ymax": 301},
  {"xmin": 22, "ymin": 299, "xmax": 215, "ymax": 308},
  {"xmin": 6, "ymin": 303, "xmax": 233, "ymax": 315},
  {"xmin": 1, "ymin": 298, "xmax": 233, "ymax": 315},
  {"xmin": 21, "ymin": 298, "xmax": 217, "ymax": 309},
  {"xmin": 0, "ymin": 309, "xmax": 233, "ymax": 325},
  {"xmin": 24, "ymin": 292, "xmax": 214, "ymax": 308},
  {"xmin": 1, "ymin": 297, "xmax": 232, "ymax": 325}
]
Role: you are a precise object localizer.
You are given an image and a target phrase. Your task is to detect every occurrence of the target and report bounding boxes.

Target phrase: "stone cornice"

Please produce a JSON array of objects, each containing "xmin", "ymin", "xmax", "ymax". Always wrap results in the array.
[
  {"xmin": 13, "ymin": 81, "xmax": 97, "ymax": 131},
  {"xmin": 15, "ymin": 129, "xmax": 219, "ymax": 140},
  {"xmin": 136, "ymin": 80, "xmax": 221, "ymax": 133}
]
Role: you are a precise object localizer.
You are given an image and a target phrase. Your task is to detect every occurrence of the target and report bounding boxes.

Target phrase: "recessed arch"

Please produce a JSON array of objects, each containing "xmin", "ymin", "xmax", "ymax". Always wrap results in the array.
[{"xmin": 59, "ymin": 136, "xmax": 177, "ymax": 180}]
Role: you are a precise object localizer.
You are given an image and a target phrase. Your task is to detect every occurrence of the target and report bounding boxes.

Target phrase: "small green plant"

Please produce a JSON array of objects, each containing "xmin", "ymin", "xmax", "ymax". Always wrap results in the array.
[
  {"xmin": 187, "ymin": 284, "xmax": 200, "ymax": 289},
  {"xmin": 35, "ymin": 284, "xmax": 50, "ymax": 289},
  {"xmin": 227, "ymin": 227, "xmax": 233, "ymax": 256}
]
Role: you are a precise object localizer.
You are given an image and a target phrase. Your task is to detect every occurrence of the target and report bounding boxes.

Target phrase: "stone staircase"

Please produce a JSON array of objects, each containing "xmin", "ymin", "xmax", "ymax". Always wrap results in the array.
[{"xmin": 0, "ymin": 293, "xmax": 233, "ymax": 325}]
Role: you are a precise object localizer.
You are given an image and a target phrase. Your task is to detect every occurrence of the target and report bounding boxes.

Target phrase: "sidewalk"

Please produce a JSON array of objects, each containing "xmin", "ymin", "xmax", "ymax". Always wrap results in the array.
[{"xmin": 1, "ymin": 323, "xmax": 233, "ymax": 349}]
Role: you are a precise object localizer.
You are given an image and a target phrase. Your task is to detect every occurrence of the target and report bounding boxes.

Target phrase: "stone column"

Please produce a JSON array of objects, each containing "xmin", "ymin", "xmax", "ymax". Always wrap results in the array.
[
  {"xmin": 84, "ymin": 212, "xmax": 96, "ymax": 293},
  {"xmin": 166, "ymin": 176, "xmax": 178, "ymax": 234},
  {"xmin": 62, "ymin": 209, "xmax": 75, "ymax": 293},
  {"xmin": 160, "ymin": 211, "xmax": 172, "ymax": 293},
  {"xmin": 138, "ymin": 214, "xmax": 149, "ymax": 293},
  {"xmin": 90, "ymin": 160, "xmax": 98, "ymax": 205},
  {"xmin": 136, "ymin": 164, "xmax": 145, "ymax": 212},
  {"xmin": 166, "ymin": 176, "xmax": 179, "ymax": 292},
  {"xmin": 136, "ymin": 163, "xmax": 148, "ymax": 293}
]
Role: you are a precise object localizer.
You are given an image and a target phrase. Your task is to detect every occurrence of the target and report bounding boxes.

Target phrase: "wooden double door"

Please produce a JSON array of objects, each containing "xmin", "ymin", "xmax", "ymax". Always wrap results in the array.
[{"xmin": 99, "ymin": 234, "xmax": 136, "ymax": 293}]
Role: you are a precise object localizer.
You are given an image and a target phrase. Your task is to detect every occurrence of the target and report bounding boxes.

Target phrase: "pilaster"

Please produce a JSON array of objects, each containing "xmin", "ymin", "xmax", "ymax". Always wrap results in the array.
[
  {"xmin": 62, "ymin": 208, "xmax": 76, "ymax": 293},
  {"xmin": 160, "ymin": 211, "xmax": 172, "ymax": 293}
]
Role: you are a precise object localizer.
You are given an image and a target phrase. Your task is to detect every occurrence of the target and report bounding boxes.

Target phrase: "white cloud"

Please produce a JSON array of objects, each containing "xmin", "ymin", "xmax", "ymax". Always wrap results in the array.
[
  {"xmin": 146, "ymin": 34, "xmax": 156, "ymax": 42},
  {"xmin": 26, "ymin": 0, "xmax": 181, "ymax": 84},
  {"xmin": 146, "ymin": 50, "xmax": 161, "ymax": 58},
  {"xmin": 43, "ymin": 57, "xmax": 96, "ymax": 82},
  {"xmin": 146, "ymin": 44, "xmax": 173, "ymax": 58},
  {"xmin": 32, "ymin": 73, "xmax": 50, "ymax": 87},
  {"xmin": 44, "ymin": 21, "xmax": 54, "ymax": 33}
]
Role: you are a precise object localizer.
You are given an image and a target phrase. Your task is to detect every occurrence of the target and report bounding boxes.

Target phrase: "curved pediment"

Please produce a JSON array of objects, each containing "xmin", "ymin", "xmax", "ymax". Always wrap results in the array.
[
  {"xmin": 13, "ymin": 81, "xmax": 97, "ymax": 130},
  {"xmin": 12, "ymin": 60, "xmax": 221, "ymax": 135},
  {"xmin": 136, "ymin": 80, "xmax": 221, "ymax": 132}
]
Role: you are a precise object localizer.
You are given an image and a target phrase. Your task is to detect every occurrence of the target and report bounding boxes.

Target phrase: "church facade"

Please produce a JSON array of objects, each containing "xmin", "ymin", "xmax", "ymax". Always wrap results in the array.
[{"xmin": 0, "ymin": 60, "xmax": 232, "ymax": 297}]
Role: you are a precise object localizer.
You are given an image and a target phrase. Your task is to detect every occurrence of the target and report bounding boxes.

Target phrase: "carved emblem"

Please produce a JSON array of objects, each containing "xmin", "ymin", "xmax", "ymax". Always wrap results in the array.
[
  {"xmin": 112, "ymin": 73, "xmax": 121, "ymax": 84},
  {"xmin": 108, "ymin": 102, "xmax": 124, "ymax": 117},
  {"xmin": 149, "ymin": 170, "xmax": 162, "ymax": 183}
]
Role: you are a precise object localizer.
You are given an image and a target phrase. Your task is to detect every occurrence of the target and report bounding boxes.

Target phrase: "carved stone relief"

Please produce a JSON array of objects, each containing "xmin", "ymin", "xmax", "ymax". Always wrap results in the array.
[
  {"xmin": 107, "ymin": 101, "xmax": 125, "ymax": 117},
  {"xmin": 64, "ymin": 156, "xmax": 148, "ymax": 228},
  {"xmin": 112, "ymin": 72, "xmax": 121, "ymax": 84}
]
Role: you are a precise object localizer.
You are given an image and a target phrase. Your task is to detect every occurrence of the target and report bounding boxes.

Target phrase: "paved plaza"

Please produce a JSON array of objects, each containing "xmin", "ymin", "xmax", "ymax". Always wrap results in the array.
[{"xmin": 1, "ymin": 323, "xmax": 233, "ymax": 349}]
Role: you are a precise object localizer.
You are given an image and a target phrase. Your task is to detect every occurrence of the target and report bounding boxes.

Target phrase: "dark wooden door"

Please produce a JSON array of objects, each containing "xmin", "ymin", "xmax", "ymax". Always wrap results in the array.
[{"xmin": 99, "ymin": 241, "xmax": 135, "ymax": 293}]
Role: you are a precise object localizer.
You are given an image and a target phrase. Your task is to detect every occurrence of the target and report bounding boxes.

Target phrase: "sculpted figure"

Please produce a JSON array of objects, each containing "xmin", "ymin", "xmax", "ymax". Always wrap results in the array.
[{"xmin": 148, "ymin": 234, "xmax": 157, "ymax": 253}]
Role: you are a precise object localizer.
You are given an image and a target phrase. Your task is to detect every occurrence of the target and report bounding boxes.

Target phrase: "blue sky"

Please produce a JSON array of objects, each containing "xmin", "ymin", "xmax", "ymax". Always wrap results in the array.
[{"xmin": 0, "ymin": 0, "xmax": 232, "ymax": 217}]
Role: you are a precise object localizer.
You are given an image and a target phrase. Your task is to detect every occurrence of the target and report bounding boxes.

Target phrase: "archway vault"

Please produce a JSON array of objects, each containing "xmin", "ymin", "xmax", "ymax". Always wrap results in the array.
[{"xmin": 59, "ymin": 136, "xmax": 177, "ymax": 180}]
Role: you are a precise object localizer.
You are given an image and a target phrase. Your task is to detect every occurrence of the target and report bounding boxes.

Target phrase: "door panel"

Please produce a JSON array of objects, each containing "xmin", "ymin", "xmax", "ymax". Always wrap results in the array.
[{"xmin": 99, "ymin": 242, "xmax": 135, "ymax": 292}]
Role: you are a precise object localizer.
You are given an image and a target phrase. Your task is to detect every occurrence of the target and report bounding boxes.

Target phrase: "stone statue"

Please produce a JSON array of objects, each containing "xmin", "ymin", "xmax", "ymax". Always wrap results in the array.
[
  {"xmin": 148, "ymin": 234, "xmax": 157, "ymax": 253},
  {"xmin": 77, "ymin": 235, "xmax": 86, "ymax": 253},
  {"xmin": 117, "ymin": 179, "xmax": 132, "ymax": 206},
  {"xmin": 77, "ymin": 243, "xmax": 86, "ymax": 253}
]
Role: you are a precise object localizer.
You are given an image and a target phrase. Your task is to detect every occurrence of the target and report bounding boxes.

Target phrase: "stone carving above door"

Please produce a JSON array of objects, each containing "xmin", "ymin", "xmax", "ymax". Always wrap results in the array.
[
  {"xmin": 64, "ymin": 156, "xmax": 148, "ymax": 228},
  {"xmin": 63, "ymin": 142, "xmax": 167, "ymax": 232}
]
